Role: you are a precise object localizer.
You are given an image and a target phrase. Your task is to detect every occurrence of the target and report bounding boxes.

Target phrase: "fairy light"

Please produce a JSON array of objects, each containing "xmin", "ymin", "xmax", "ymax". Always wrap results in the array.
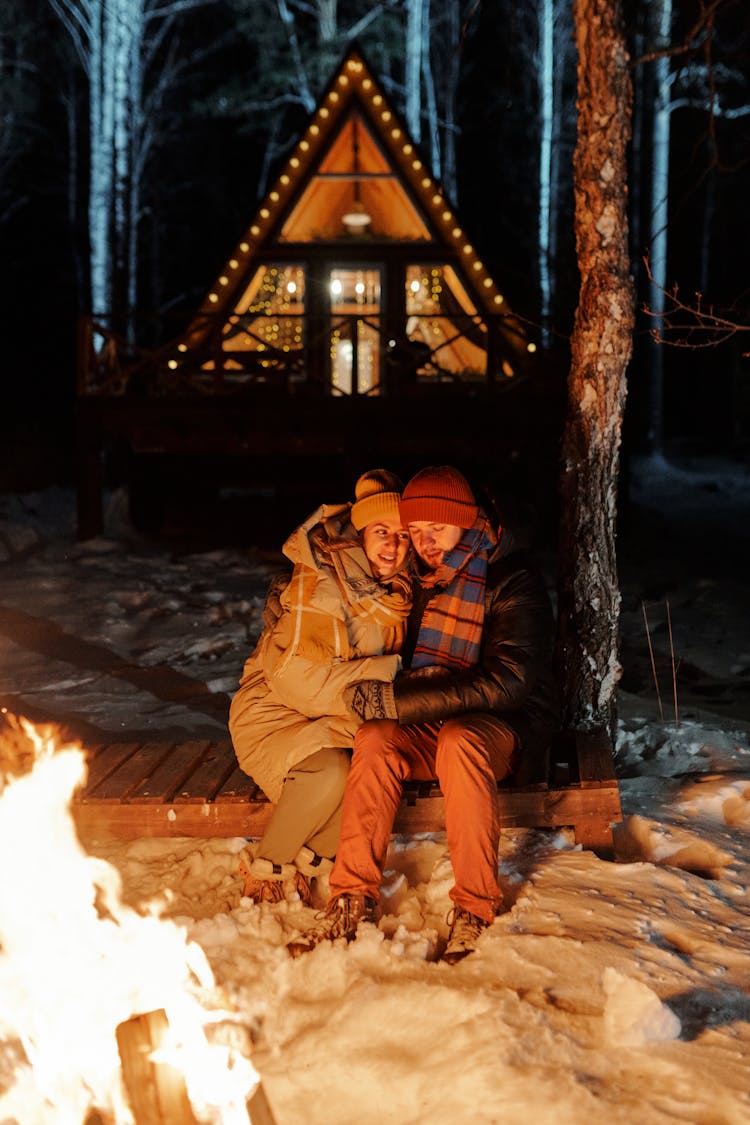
[
  {"xmin": 494, "ymin": 294, "xmax": 504, "ymax": 305},
  {"xmin": 208, "ymin": 293, "xmax": 218, "ymax": 303},
  {"xmin": 442, "ymin": 211, "xmax": 452, "ymax": 222},
  {"xmin": 403, "ymin": 144, "xmax": 413, "ymax": 155},
  {"xmin": 310, "ymin": 125, "xmax": 320, "ymax": 136},
  {"xmin": 320, "ymin": 107, "xmax": 329, "ymax": 118},
  {"xmin": 483, "ymin": 278, "xmax": 493, "ymax": 288},
  {"xmin": 260, "ymin": 208, "xmax": 270, "ymax": 219},
  {"xmin": 391, "ymin": 128, "xmax": 402, "ymax": 139},
  {"xmin": 473, "ymin": 261, "xmax": 482, "ymax": 271},
  {"xmin": 269, "ymin": 191, "xmax": 279, "ymax": 202},
  {"xmin": 280, "ymin": 174, "xmax": 290, "ymax": 184},
  {"xmin": 290, "ymin": 157, "xmax": 300, "ymax": 168},
  {"xmin": 421, "ymin": 177, "xmax": 431, "ymax": 188},
  {"xmin": 229, "ymin": 259, "xmax": 238, "ymax": 269},
  {"xmin": 452, "ymin": 228, "xmax": 462, "ymax": 238},
  {"xmin": 362, "ymin": 78, "xmax": 372, "ymax": 90},
  {"xmin": 300, "ymin": 140, "xmax": 309, "ymax": 151},
  {"xmin": 339, "ymin": 74, "xmax": 349, "ymax": 86},
  {"xmin": 329, "ymin": 91, "xmax": 339, "ymax": 103},
  {"xmin": 432, "ymin": 194, "xmax": 442, "ymax": 205},
  {"xmin": 381, "ymin": 110, "xmax": 391, "ymax": 122},
  {"xmin": 167, "ymin": 359, "xmax": 178, "ymax": 369},
  {"xmin": 218, "ymin": 276, "xmax": 228, "ymax": 286},
  {"xmin": 412, "ymin": 159, "xmax": 422, "ymax": 170},
  {"xmin": 463, "ymin": 244, "xmax": 473, "ymax": 254},
  {"xmin": 177, "ymin": 343, "xmax": 187, "ymax": 352},
  {"xmin": 527, "ymin": 342, "xmax": 537, "ymax": 353},
  {"xmin": 240, "ymin": 242, "xmax": 250, "ymax": 252},
  {"xmin": 373, "ymin": 95, "xmax": 382, "ymax": 106},
  {"xmin": 250, "ymin": 226, "xmax": 260, "ymax": 236}
]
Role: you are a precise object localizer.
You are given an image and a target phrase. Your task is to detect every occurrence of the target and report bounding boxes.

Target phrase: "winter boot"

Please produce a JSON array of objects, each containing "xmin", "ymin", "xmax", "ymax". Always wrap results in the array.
[
  {"xmin": 286, "ymin": 893, "xmax": 377, "ymax": 958},
  {"xmin": 241, "ymin": 850, "xmax": 296, "ymax": 904},
  {"xmin": 442, "ymin": 907, "xmax": 490, "ymax": 965}
]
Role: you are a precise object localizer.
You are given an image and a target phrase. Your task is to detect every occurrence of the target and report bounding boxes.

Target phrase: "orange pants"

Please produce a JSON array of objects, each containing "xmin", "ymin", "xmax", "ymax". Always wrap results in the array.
[{"xmin": 328, "ymin": 714, "xmax": 517, "ymax": 923}]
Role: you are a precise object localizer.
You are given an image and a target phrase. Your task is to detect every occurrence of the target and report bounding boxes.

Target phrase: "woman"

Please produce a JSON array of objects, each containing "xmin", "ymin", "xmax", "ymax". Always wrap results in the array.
[{"xmin": 229, "ymin": 469, "xmax": 412, "ymax": 903}]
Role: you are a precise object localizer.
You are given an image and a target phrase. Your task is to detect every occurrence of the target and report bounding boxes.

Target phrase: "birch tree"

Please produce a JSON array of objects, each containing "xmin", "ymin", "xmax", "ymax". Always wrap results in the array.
[
  {"xmin": 556, "ymin": 0, "xmax": 635, "ymax": 735},
  {"xmin": 48, "ymin": 0, "xmax": 213, "ymax": 331}
]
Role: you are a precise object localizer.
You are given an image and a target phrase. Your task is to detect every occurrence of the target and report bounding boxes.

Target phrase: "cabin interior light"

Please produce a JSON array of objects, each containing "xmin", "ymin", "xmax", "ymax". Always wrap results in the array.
[
  {"xmin": 331, "ymin": 279, "xmax": 343, "ymax": 296},
  {"xmin": 410, "ymin": 279, "xmax": 421, "ymax": 293},
  {"xmin": 342, "ymin": 200, "xmax": 372, "ymax": 232},
  {"xmin": 287, "ymin": 282, "xmax": 297, "ymax": 294},
  {"xmin": 355, "ymin": 281, "xmax": 365, "ymax": 295}
]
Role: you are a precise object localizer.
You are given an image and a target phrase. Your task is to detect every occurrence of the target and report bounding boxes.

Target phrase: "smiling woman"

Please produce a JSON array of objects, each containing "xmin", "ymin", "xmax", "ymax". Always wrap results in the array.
[{"xmin": 228, "ymin": 469, "xmax": 412, "ymax": 905}]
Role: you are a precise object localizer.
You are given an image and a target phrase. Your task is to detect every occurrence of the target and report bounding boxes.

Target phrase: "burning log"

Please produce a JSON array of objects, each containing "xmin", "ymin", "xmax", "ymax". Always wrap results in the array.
[{"xmin": 116, "ymin": 1009, "xmax": 277, "ymax": 1125}]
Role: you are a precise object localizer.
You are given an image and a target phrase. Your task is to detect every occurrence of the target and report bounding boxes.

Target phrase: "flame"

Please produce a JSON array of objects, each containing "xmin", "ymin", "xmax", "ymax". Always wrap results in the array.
[{"xmin": 0, "ymin": 715, "xmax": 259, "ymax": 1124}]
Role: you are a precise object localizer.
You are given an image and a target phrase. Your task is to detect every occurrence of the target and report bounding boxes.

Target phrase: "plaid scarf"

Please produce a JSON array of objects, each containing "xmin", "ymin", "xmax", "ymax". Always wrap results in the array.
[{"xmin": 411, "ymin": 517, "xmax": 496, "ymax": 671}]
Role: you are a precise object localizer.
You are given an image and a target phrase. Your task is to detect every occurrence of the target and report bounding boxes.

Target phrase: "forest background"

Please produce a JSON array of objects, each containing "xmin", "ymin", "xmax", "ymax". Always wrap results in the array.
[{"xmin": 1, "ymin": 0, "xmax": 748, "ymax": 494}]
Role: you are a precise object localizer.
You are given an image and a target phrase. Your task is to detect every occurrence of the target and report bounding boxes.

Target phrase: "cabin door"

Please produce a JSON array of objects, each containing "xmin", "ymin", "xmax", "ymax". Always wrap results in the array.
[{"xmin": 328, "ymin": 266, "xmax": 382, "ymax": 395}]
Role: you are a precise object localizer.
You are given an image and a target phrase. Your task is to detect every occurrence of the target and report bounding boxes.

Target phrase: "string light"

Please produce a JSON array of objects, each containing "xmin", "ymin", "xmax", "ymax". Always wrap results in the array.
[
  {"xmin": 229, "ymin": 259, "xmax": 239, "ymax": 269},
  {"xmin": 240, "ymin": 242, "xmax": 250, "ymax": 252}
]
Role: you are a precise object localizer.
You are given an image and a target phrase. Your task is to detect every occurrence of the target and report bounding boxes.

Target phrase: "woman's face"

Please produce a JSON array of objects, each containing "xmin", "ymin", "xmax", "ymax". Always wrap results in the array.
[{"xmin": 362, "ymin": 518, "xmax": 410, "ymax": 580}]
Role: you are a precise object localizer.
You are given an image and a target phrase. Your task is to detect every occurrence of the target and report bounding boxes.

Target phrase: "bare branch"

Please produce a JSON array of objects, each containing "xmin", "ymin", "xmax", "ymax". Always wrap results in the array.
[{"xmin": 643, "ymin": 255, "xmax": 750, "ymax": 354}]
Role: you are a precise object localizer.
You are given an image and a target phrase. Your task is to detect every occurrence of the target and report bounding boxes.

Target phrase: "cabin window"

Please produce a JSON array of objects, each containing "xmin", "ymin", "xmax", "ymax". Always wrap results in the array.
[
  {"xmin": 405, "ymin": 265, "xmax": 488, "ymax": 379},
  {"xmin": 329, "ymin": 266, "xmax": 382, "ymax": 395},
  {"xmin": 220, "ymin": 264, "xmax": 305, "ymax": 374}
]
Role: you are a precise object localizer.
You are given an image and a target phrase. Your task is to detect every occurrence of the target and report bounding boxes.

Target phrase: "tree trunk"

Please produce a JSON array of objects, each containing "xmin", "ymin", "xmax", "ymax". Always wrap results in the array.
[{"xmin": 556, "ymin": 0, "xmax": 635, "ymax": 736}]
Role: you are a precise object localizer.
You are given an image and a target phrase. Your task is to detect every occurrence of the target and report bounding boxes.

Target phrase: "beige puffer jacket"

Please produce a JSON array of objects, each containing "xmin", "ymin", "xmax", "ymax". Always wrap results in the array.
[{"xmin": 229, "ymin": 503, "xmax": 411, "ymax": 802}]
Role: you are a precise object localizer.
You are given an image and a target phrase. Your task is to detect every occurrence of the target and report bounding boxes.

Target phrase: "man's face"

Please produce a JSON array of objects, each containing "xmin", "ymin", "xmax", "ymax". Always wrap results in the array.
[
  {"xmin": 362, "ymin": 518, "xmax": 410, "ymax": 580},
  {"xmin": 408, "ymin": 522, "xmax": 463, "ymax": 569}
]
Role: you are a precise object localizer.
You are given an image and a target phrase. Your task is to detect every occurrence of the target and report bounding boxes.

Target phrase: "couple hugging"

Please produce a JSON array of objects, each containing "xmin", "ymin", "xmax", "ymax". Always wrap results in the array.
[{"xmin": 229, "ymin": 465, "xmax": 559, "ymax": 964}]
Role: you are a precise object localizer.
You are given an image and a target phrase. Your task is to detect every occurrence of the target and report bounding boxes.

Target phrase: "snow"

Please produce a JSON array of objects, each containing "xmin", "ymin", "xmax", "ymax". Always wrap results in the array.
[{"xmin": 1, "ymin": 455, "xmax": 750, "ymax": 1123}]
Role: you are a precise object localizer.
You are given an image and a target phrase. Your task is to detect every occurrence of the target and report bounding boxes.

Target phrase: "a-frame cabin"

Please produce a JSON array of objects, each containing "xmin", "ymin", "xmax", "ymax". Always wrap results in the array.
[{"xmin": 77, "ymin": 47, "xmax": 557, "ymax": 537}]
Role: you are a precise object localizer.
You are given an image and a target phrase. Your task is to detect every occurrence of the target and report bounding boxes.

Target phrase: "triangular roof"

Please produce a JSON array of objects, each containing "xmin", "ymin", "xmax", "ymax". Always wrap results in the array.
[{"xmin": 172, "ymin": 45, "xmax": 529, "ymax": 371}]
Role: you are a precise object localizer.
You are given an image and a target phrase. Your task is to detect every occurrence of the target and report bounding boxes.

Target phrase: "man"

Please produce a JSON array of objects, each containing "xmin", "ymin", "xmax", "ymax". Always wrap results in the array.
[{"xmin": 288, "ymin": 465, "xmax": 559, "ymax": 963}]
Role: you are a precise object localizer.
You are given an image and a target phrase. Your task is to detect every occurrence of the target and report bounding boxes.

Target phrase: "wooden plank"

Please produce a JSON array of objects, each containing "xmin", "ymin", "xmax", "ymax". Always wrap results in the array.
[
  {"xmin": 89, "ymin": 742, "xmax": 176, "ymax": 802},
  {"xmin": 80, "ymin": 742, "xmax": 140, "ymax": 798},
  {"xmin": 128, "ymin": 740, "xmax": 211, "ymax": 803},
  {"xmin": 73, "ymin": 800, "xmax": 276, "ymax": 840},
  {"xmin": 215, "ymin": 764, "xmax": 264, "ymax": 803},
  {"xmin": 173, "ymin": 740, "xmax": 237, "ymax": 803}
]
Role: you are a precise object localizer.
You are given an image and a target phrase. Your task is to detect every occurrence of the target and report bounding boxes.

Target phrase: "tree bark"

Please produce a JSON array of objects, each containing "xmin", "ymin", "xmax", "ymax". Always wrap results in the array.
[{"xmin": 557, "ymin": 0, "xmax": 635, "ymax": 735}]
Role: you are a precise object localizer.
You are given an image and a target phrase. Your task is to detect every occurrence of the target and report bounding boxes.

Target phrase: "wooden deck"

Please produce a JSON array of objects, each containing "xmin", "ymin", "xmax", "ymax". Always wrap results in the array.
[{"xmin": 71, "ymin": 729, "xmax": 622, "ymax": 854}]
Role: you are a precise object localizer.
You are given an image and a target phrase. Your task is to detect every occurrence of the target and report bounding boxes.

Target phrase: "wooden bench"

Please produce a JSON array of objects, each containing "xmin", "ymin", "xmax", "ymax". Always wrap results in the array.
[{"xmin": 71, "ymin": 729, "xmax": 622, "ymax": 854}]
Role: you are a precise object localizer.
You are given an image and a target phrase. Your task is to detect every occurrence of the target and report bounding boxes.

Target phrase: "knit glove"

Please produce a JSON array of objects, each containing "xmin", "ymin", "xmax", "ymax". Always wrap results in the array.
[{"xmin": 345, "ymin": 680, "xmax": 398, "ymax": 722}]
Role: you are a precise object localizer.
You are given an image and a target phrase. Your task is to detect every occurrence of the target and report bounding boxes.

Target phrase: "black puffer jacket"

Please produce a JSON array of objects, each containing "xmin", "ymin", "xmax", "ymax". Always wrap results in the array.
[{"xmin": 394, "ymin": 531, "xmax": 560, "ymax": 783}]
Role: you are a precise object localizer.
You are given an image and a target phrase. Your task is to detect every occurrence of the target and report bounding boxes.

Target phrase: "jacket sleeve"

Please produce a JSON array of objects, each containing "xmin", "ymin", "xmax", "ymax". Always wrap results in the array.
[
  {"xmin": 393, "ymin": 560, "xmax": 554, "ymax": 727},
  {"xmin": 269, "ymin": 651, "xmax": 401, "ymax": 718},
  {"xmin": 260, "ymin": 564, "xmax": 402, "ymax": 719}
]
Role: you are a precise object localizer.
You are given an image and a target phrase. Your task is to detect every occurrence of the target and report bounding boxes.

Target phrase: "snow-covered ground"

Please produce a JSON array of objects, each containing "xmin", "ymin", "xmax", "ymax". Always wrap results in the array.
[{"xmin": 1, "ymin": 455, "xmax": 750, "ymax": 1124}]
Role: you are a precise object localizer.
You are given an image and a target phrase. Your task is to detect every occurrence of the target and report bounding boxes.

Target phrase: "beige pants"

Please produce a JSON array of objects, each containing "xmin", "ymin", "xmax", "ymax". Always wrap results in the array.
[{"xmin": 256, "ymin": 747, "xmax": 350, "ymax": 865}]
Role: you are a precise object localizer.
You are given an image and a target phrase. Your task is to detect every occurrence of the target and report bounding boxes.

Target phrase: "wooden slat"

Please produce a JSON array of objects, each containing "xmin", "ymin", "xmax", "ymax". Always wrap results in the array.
[
  {"xmin": 128, "ymin": 740, "xmax": 211, "ymax": 803},
  {"xmin": 215, "ymin": 764, "xmax": 264, "ymax": 803},
  {"xmin": 80, "ymin": 742, "xmax": 140, "ymax": 798},
  {"xmin": 173, "ymin": 740, "xmax": 236, "ymax": 803},
  {"xmin": 90, "ymin": 742, "xmax": 176, "ymax": 802}
]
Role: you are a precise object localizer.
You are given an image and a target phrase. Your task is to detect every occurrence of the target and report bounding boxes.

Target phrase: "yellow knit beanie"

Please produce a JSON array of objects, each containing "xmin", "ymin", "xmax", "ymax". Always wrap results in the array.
[{"xmin": 350, "ymin": 469, "xmax": 404, "ymax": 530}]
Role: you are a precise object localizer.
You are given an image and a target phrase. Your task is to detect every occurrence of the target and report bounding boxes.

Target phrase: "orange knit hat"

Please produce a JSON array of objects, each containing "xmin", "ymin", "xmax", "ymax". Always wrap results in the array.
[
  {"xmin": 350, "ymin": 469, "xmax": 404, "ymax": 530},
  {"xmin": 399, "ymin": 466, "xmax": 478, "ymax": 528}
]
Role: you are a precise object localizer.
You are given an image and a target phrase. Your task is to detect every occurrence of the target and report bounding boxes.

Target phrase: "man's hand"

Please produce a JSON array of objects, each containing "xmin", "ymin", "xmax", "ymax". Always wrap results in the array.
[{"xmin": 345, "ymin": 680, "xmax": 397, "ymax": 722}]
